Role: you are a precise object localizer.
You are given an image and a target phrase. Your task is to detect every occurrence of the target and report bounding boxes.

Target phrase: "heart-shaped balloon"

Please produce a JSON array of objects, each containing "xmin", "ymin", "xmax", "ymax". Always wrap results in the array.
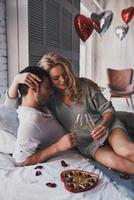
[
  {"xmin": 121, "ymin": 6, "xmax": 134, "ymax": 24},
  {"xmin": 74, "ymin": 14, "xmax": 94, "ymax": 42},
  {"xmin": 115, "ymin": 25, "xmax": 129, "ymax": 40},
  {"xmin": 91, "ymin": 11, "xmax": 113, "ymax": 36}
]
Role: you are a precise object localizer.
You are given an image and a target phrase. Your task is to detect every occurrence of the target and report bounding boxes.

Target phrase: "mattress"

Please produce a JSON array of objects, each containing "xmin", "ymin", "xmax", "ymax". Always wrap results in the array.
[{"xmin": 0, "ymin": 150, "xmax": 133, "ymax": 200}]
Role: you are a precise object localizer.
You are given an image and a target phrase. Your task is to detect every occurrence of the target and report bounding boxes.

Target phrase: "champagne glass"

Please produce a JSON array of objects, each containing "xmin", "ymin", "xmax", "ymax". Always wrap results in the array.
[
  {"xmin": 73, "ymin": 113, "xmax": 96, "ymax": 138},
  {"xmin": 73, "ymin": 113, "xmax": 86, "ymax": 133},
  {"xmin": 84, "ymin": 113, "xmax": 95, "ymax": 132},
  {"xmin": 85, "ymin": 113, "xmax": 100, "ymax": 145},
  {"xmin": 73, "ymin": 113, "xmax": 101, "ymax": 150},
  {"xmin": 73, "ymin": 113, "xmax": 94, "ymax": 133}
]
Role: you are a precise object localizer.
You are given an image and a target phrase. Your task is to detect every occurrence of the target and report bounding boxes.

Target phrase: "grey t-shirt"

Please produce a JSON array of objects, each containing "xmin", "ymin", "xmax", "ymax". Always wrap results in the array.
[
  {"xmin": 49, "ymin": 78, "xmax": 124, "ymax": 132},
  {"xmin": 49, "ymin": 78, "xmax": 126, "ymax": 156}
]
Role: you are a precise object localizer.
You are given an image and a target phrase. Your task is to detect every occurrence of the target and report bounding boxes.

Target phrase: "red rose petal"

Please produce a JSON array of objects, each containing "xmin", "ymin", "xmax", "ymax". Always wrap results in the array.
[
  {"xmin": 34, "ymin": 165, "xmax": 44, "ymax": 170},
  {"xmin": 120, "ymin": 173, "xmax": 130, "ymax": 180},
  {"xmin": 46, "ymin": 182, "xmax": 57, "ymax": 188},
  {"xmin": 61, "ymin": 160, "xmax": 68, "ymax": 167},
  {"xmin": 35, "ymin": 171, "xmax": 42, "ymax": 176}
]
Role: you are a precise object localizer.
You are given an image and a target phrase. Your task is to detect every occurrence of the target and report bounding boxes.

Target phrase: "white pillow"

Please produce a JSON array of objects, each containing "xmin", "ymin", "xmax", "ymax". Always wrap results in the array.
[
  {"xmin": 0, "ymin": 129, "xmax": 16, "ymax": 154},
  {"xmin": 0, "ymin": 104, "xmax": 19, "ymax": 136}
]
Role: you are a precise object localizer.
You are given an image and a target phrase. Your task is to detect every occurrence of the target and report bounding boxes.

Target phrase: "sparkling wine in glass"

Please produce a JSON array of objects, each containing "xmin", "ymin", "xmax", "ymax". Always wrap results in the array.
[
  {"xmin": 84, "ymin": 113, "xmax": 95, "ymax": 132},
  {"xmin": 73, "ymin": 113, "xmax": 85, "ymax": 133},
  {"xmin": 85, "ymin": 113, "xmax": 100, "ymax": 145}
]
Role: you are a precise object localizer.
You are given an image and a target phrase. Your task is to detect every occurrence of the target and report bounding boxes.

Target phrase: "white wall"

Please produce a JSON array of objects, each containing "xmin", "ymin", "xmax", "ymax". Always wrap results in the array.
[
  {"xmin": 95, "ymin": 0, "xmax": 134, "ymax": 87},
  {"xmin": 6, "ymin": 0, "xmax": 29, "ymax": 86},
  {"xmin": 80, "ymin": 0, "xmax": 134, "ymax": 89},
  {"xmin": 0, "ymin": 0, "xmax": 7, "ymax": 104}
]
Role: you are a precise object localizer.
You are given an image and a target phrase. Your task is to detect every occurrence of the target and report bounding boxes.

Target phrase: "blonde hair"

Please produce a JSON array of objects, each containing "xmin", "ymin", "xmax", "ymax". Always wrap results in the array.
[{"xmin": 38, "ymin": 52, "xmax": 99, "ymax": 102}]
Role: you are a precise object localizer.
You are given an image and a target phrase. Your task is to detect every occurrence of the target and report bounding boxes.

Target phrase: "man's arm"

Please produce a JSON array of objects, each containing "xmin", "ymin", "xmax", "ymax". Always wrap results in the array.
[
  {"xmin": 13, "ymin": 121, "xmax": 42, "ymax": 163},
  {"xmin": 15, "ymin": 133, "xmax": 77, "ymax": 167}
]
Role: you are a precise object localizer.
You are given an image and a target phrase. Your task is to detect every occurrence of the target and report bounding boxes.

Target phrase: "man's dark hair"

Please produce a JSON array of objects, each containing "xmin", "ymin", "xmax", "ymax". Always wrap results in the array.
[{"xmin": 18, "ymin": 66, "xmax": 50, "ymax": 96}]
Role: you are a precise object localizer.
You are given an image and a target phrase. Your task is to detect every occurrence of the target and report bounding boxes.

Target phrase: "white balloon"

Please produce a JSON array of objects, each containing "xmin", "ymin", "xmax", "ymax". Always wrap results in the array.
[{"xmin": 115, "ymin": 25, "xmax": 129, "ymax": 40}]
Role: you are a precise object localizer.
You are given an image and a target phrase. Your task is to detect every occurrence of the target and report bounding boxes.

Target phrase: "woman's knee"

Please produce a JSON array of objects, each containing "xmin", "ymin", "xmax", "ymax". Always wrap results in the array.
[
  {"xmin": 95, "ymin": 148, "xmax": 119, "ymax": 169},
  {"xmin": 115, "ymin": 145, "xmax": 133, "ymax": 159},
  {"xmin": 103, "ymin": 156, "xmax": 117, "ymax": 169}
]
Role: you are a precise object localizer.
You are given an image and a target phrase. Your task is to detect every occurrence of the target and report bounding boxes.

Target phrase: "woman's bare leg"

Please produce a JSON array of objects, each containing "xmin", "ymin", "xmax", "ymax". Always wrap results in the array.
[
  {"xmin": 108, "ymin": 128, "xmax": 134, "ymax": 162},
  {"xmin": 94, "ymin": 145, "xmax": 134, "ymax": 174}
]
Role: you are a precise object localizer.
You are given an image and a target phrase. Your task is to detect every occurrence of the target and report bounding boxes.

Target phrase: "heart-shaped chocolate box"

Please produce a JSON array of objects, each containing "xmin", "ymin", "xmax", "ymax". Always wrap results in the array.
[{"xmin": 61, "ymin": 169, "xmax": 99, "ymax": 193}]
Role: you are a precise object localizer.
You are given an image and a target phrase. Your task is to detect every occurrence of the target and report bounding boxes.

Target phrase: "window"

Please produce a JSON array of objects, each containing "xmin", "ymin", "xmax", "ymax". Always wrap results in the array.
[{"xmin": 28, "ymin": 0, "xmax": 80, "ymax": 75}]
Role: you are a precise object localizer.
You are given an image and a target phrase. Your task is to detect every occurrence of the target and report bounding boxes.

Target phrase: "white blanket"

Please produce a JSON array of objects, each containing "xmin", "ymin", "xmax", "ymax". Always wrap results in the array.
[{"xmin": 0, "ymin": 150, "xmax": 132, "ymax": 200}]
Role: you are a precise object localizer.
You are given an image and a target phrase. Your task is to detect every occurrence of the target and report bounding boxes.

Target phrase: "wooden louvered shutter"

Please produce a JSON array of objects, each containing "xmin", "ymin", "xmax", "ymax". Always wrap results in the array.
[
  {"xmin": 28, "ymin": 0, "xmax": 80, "ymax": 74},
  {"xmin": 28, "ymin": 0, "xmax": 44, "ymax": 65},
  {"xmin": 44, "ymin": 0, "xmax": 60, "ymax": 51}
]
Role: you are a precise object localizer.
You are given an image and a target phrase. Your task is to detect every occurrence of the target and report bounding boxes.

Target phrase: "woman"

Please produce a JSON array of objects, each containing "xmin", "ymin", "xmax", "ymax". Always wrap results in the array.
[{"xmin": 8, "ymin": 53, "xmax": 134, "ymax": 174}]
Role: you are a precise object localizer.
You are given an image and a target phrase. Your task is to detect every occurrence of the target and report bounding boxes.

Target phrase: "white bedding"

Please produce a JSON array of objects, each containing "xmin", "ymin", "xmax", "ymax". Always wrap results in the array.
[{"xmin": 0, "ymin": 150, "xmax": 133, "ymax": 200}]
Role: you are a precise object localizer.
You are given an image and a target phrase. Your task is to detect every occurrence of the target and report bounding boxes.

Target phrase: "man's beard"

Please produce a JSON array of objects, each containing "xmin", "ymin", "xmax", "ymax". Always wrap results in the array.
[{"xmin": 36, "ymin": 96, "xmax": 48, "ymax": 107}]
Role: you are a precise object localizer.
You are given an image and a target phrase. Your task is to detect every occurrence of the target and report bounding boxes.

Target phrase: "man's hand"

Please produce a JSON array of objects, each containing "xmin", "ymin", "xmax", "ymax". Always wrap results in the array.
[
  {"xmin": 15, "ymin": 154, "xmax": 38, "ymax": 167},
  {"xmin": 56, "ymin": 133, "xmax": 77, "ymax": 152}
]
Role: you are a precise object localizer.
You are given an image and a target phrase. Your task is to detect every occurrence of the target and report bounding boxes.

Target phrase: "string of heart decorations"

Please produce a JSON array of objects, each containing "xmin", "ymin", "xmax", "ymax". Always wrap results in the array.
[{"xmin": 74, "ymin": 6, "xmax": 134, "ymax": 42}]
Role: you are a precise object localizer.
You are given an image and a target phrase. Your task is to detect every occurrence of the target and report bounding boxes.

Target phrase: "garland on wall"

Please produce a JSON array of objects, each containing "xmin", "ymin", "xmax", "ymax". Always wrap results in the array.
[{"xmin": 74, "ymin": 6, "xmax": 134, "ymax": 42}]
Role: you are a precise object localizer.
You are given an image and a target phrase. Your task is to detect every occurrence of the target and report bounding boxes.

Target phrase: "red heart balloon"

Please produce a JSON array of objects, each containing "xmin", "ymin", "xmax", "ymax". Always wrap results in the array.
[
  {"xmin": 121, "ymin": 6, "xmax": 134, "ymax": 24},
  {"xmin": 74, "ymin": 14, "xmax": 94, "ymax": 42}
]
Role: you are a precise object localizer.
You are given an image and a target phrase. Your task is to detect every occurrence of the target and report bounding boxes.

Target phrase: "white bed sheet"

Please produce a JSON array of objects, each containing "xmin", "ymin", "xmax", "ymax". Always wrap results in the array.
[{"xmin": 0, "ymin": 150, "xmax": 132, "ymax": 200}]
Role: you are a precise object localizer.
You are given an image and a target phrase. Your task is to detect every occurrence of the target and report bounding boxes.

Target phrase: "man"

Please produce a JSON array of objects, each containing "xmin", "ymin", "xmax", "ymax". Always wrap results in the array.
[{"xmin": 13, "ymin": 66, "xmax": 76, "ymax": 167}]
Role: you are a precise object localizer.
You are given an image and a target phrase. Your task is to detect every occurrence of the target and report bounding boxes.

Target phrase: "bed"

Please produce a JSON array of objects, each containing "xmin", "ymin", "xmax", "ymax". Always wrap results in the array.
[
  {"xmin": 0, "ymin": 106, "xmax": 134, "ymax": 200},
  {"xmin": 0, "ymin": 149, "xmax": 134, "ymax": 200}
]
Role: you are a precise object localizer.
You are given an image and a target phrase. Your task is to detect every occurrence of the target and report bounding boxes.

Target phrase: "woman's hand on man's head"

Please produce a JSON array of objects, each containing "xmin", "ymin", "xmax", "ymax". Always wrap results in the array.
[{"xmin": 14, "ymin": 73, "xmax": 41, "ymax": 88}]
